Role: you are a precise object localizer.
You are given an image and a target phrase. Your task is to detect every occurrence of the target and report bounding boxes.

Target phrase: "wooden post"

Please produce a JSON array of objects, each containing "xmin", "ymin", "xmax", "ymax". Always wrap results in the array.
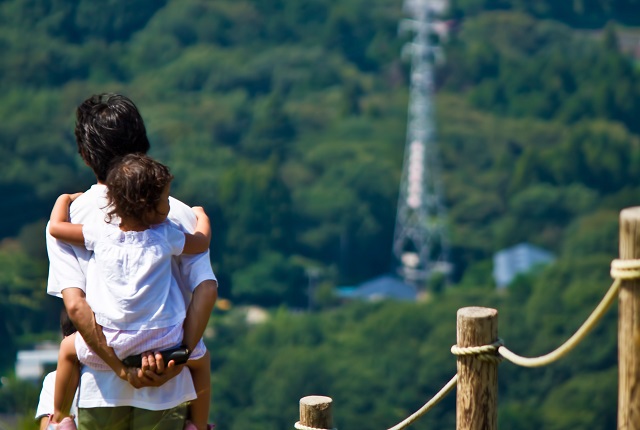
[
  {"xmin": 298, "ymin": 396, "xmax": 334, "ymax": 429},
  {"xmin": 618, "ymin": 208, "xmax": 640, "ymax": 430},
  {"xmin": 456, "ymin": 307, "xmax": 498, "ymax": 430}
]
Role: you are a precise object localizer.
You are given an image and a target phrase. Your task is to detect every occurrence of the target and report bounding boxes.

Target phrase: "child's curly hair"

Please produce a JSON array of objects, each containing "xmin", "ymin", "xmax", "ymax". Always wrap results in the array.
[{"xmin": 105, "ymin": 153, "xmax": 173, "ymax": 225}]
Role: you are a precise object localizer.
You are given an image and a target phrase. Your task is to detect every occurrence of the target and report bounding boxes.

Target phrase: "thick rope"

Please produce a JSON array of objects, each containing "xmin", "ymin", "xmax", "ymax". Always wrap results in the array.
[
  {"xmin": 451, "ymin": 339, "xmax": 504, "ymax": 364},
  {"xmin": 295, "ymin": 260, "xmax": 640, "ymax": 430},
  {"xmin": 386, "ymin": 374, "xmax": 458, "ymax": 430},
  {"xmin": 610, "ymin": 258, "xmax": 640, "ymax": 279},
  {"xmin": 497, "ymin": 259, "xmax": 640, "ymax": 368}
]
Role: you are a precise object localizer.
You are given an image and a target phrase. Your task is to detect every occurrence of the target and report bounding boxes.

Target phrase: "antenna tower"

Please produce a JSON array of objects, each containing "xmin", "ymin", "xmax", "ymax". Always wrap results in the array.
[{"xmin": 392, "ymin": 0, "xmax": 451, "ymax": 286}]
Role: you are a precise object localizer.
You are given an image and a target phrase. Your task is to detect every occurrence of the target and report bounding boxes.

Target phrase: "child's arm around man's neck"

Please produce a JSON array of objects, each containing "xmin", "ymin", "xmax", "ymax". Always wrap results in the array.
[
  {"xmin": 182, "ymin": 206, "xmax": 211, "ymax": 254},
  {"xmin": 49, "ymin": 193, "xmax": 86, "ymax": 247}
]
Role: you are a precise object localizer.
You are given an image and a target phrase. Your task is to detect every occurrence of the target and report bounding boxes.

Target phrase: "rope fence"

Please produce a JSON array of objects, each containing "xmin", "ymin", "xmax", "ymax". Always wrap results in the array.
[
  {"xmin": 295, "ymin": 253, "xmax": 640, "ymax": 430},
  {"xmin": 385, "ymin": 375, "xmax": 458, "ymax": 430}
]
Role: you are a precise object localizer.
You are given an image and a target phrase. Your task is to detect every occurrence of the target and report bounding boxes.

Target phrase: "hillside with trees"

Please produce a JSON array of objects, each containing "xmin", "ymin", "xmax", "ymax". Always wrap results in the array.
[{"xmin": 0, "ymin": 0, "xmax": 638, "ymax": 428}]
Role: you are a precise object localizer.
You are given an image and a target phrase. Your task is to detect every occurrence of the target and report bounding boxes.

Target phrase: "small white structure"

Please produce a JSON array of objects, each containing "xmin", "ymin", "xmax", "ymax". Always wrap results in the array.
[
  {"xmin": 245, "ymin": 306, "xmax": 269, "ymax": 325},
  {"xmin": 493, "ymin": 243, "xmax": 554, "ymax": 289},
  {"xmin": 15, "ymin": 344, "xmax": 59, "ymax": 380}
]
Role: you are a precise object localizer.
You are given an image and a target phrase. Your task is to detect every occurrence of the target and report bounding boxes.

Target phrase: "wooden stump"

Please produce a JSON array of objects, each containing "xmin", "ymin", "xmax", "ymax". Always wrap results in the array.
[
  {"xmin": 456, "ymin": 307, "xmax": 498, "ymax": 430},
  {"xmin": 299, "ymin": 395, "xmax": 334, "ymax": 429},
  {"xmin": 618, "ymin": 208, "xmax": 640, "ymax": 430}
]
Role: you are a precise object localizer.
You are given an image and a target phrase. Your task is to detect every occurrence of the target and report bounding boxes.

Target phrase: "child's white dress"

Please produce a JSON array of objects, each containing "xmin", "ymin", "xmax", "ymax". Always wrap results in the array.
[{"xmin": 75, "ymin": 221, "xmax": 205, "ymax": 370}]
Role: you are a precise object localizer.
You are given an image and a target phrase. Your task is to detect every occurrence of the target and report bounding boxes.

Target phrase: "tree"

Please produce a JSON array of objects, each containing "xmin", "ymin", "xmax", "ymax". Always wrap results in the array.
[{"xmin": 0, "ymin": 243, "xmax": 57, "ymax": 371}]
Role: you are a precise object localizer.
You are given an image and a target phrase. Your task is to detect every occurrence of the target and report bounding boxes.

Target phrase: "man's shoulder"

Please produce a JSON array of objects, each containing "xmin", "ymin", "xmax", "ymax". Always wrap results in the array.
[
  {"xmin": 168, "ymin": 196, "xmax": 190, "ymax": 211},
  {"xmin": 168, "ymin": 196, "xmax": 196, "ymax": 231},
  {"xmin": 74, "ymin": 184, "xmax": 107, "ymax": 201},
  {"xmin": 69, "ymin": 184, "xmax": 108, "ymax": 223}
]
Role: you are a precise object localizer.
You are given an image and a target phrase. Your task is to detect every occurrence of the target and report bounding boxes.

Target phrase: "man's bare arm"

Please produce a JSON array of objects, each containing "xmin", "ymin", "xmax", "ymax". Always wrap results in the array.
[
  {"xmin": 61, "ymin": 288, "xmax": 129, "ymax": 382},
  {"xmin": 133, "ymin": 279, "xmax": 217, "ymax": 386},
  {"xmin": 183, "ymin": 279, "xmax": 218, "ymax": 350}
]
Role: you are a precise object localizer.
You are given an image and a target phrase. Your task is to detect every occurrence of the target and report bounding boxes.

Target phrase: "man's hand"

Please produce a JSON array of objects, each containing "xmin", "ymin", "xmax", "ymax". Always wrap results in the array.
[
  {"xmin": 124, "ymin": 351, "xmax": 185, "ymax": 388},
  {"xmin": 121, "ymin": 366, "xmax": 144, "ymax": 389},
  {"xmin": 63, "ymin": 288, "xmax": 127, "ymax": 377}
]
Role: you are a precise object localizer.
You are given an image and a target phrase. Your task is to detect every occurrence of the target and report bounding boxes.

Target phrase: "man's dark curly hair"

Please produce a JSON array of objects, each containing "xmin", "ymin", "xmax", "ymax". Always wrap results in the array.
[
  {"xmin": 75, "ymin": 94, "xmax": 150, "ymax": 182},
  {"xmin": 105, "ymin": 154, "xmax": 174, "ymax": 226}
]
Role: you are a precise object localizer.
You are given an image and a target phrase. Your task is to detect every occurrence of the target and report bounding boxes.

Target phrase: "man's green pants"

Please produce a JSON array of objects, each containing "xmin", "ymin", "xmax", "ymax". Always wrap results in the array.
[{"xmin": 77, "ymin": 404, "xmax": 187, "ymax": 430}]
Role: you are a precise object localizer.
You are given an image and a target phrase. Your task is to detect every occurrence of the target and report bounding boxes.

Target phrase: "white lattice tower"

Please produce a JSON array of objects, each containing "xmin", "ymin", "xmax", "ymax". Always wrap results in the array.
[{"xmin": 392, "ymin": 0, "xmax": 451, "ymax": 286}]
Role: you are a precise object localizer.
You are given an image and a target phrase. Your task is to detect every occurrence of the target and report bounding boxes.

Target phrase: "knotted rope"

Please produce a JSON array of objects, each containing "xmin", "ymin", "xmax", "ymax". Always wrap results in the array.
[
  {"xmin": 299, "ymin": 259, "xmax": 640, "ymax": 430},
  {"xmin": 386, "ymin": 259, "xmax": 640, "ymax": 429},
  {"xmin": 450, "ymin": 339, "xmax": 504, "ymax": 364},
  {"xmin": 497, "ymin": 258, "xmax": 640, "ymax": 367}
]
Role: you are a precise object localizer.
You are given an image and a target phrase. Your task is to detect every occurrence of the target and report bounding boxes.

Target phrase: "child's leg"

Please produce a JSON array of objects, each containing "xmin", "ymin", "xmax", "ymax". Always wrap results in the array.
[
  {"xmin": 52, "ymin": 333, "xmax": 80, "ymax": 422},
  {"xmin": 185, "ymin": 350, "xmax": 211, "ymax": 430}
]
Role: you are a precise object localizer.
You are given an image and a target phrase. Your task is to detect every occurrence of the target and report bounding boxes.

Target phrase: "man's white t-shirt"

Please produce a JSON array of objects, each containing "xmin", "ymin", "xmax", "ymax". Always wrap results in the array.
[{"xmin": 46, "ymin": 184, "xmax": 216, "ymax": 410}]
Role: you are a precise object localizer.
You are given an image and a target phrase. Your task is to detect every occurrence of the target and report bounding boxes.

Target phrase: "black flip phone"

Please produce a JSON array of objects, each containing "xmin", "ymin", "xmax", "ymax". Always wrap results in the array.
[{"xmin": 122, "ymin": 346, "xmax": 191, "ymax": 368}]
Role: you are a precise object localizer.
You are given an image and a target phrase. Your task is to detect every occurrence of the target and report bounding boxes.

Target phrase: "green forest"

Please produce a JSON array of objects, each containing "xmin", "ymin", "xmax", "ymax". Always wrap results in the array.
[{"xmin": 1, "ymin": 0, "xmax": 640, "ymax": 428}]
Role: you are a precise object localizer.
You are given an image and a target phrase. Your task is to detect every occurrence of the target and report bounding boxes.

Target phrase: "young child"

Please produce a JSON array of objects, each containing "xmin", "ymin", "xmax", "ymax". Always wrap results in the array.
[
  {"xmin": 36, "ymin": 309, "xmax": 79, "ymax": 430},
  {"xmin": 48, "ymin": 154, "xmax": 214, "ymax": 430}
]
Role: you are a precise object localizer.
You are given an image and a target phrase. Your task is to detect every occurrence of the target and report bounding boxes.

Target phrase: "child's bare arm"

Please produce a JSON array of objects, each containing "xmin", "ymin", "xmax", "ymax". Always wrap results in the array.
[
  {"xmin": 182, "ymin": 206, "xmax": 211, "ymax": 254},
  {"xmin": 49, "ymin": 193, "xmax": 85, "ymax": 246}
]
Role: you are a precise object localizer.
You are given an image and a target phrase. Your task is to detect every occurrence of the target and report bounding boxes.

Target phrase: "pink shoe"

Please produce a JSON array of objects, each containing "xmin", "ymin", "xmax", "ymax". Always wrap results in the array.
[
  {"xmin": 184, "ymin": 421, "xmax": 215, "ymax": 430},
  {"xmin": 46, "ymin": 415, "xmax": 77, "ymax": 430}
]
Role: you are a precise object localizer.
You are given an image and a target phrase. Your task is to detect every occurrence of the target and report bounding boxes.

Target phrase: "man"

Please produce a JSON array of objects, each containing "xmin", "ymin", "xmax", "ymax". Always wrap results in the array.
[{"xmin": 46, "ymin": 94, "xmax": 218, "ymax": 429}]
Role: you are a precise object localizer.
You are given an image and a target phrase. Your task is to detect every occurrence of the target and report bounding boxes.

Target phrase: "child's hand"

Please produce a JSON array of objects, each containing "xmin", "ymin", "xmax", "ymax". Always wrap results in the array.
[
  {"xmin": 58, "ymin": 192, "xmax": 83, "ymax": 203},
  {"xmin": 68, "ymin": 192, "xmax": 83, "ymax": 202},
  {"xmin": 192, "ymin": 206, "xmax": 206, "ymax": 218},
  {"xmin": 185, "ymin": 206, "xmax": 211, "ymax": 253}
]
